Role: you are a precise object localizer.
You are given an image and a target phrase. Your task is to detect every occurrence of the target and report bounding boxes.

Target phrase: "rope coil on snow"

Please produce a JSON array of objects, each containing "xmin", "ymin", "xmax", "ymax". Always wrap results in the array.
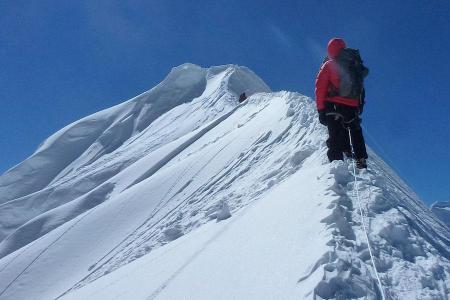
[{"xmin": 347, "ymin": 127, "xmax": 386, "ymax": 300}]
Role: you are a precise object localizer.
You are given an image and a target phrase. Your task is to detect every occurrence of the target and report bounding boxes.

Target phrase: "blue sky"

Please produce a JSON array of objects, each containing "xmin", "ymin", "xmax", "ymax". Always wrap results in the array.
[{"xmin": 1, "ymin": 1, "xmax": 449, "ymax": 205}]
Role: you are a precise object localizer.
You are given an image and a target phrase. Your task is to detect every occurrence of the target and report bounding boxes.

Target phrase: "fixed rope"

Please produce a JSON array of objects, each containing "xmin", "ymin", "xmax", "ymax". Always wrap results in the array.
[{"xmin": 347, "ymin": 126, "xmax": 386, "ymax": 300}]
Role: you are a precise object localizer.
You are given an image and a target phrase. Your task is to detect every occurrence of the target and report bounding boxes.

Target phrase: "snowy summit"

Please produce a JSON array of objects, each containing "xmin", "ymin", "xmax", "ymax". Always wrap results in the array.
[{"xmin": 0, "ymin": 64, "xmax": 449, "ymax": 299}]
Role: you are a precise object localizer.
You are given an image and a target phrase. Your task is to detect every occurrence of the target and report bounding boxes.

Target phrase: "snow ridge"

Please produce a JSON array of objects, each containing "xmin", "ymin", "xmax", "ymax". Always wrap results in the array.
[
  {"xmin": 298, "ymin": 162, "xmax": 382, "ymax": 299},
  {"xmin": 0, "ymin": 64, "xmax": 270, "ymax": 255},
  {"xmin": 297, "ymin": 156, "xmax": 450, "ymax": 299},
  {"xmin": 0, "ymin": 64, "xmax": 449, "ymax": 300}
]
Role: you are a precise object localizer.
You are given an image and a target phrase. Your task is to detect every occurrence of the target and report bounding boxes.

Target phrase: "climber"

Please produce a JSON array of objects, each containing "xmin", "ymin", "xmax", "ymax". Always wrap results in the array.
[
  {"xmin": 238, "ymin": 92, "xmax": 247, "ymax": 103},
  {"xmin": 315, "ymin": 38, "xmax": 369, "ymax": 169}
]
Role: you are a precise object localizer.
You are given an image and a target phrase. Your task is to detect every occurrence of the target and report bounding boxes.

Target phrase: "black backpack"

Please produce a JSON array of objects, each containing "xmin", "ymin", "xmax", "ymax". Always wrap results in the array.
[{"xmin": 335, "ymin": 48, "xmax": 369, "ymax": 100}]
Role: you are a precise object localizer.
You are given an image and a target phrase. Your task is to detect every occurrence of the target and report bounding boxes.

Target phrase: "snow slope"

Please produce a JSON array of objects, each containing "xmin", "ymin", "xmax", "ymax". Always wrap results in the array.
[
  {"xmin": 0, "ymin": 63, "xmax": 270, "ymax": 249},
  {"xmin": 432, "ymin": 202, "xmax": 450, "ymax": 228},
  {"xmin": 0, "ymin": 64, "xmax": 449, "ymax": 300}
]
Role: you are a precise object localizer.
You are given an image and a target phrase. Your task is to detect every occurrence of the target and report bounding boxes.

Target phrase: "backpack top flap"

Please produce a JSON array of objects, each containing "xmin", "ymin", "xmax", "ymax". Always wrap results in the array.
[{"xmin": 338, "ymin": 48, "xmax": 369, "ymax": 77}]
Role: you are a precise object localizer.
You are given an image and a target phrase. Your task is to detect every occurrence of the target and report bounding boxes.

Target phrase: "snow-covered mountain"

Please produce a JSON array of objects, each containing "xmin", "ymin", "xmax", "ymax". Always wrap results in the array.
[
  {"xmin": 0, "ymin": 64, "xmax": 449, "ymax": 300},
  {"xmin": 432, "ymin": 202, "xmax": 450, "ymax": 228}
]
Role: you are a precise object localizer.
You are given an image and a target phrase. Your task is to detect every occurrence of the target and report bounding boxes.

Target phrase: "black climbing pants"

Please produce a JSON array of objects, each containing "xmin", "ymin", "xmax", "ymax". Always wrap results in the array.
[{"xmin": 324, "ymin": 102, "xmax": 368, "ymax": 162}]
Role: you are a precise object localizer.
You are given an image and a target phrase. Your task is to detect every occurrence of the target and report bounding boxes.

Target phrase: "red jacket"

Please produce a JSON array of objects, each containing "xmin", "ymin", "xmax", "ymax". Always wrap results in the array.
[{"xmin": 315, "ymin": 59, "xmax": 360, "ymax": 111}]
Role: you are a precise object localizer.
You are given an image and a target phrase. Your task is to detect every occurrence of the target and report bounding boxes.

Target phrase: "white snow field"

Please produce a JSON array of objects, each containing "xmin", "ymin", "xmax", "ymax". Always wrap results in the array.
[{"xmin": 0, "ymin": 64, "xmax": 449, "ymax": 300}]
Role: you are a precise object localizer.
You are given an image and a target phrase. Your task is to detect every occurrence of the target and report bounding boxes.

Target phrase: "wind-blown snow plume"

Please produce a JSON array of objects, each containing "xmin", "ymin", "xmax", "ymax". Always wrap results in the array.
[{"xmin": 0, "ymin": 64, "xmax": 449, "ymax": 300}]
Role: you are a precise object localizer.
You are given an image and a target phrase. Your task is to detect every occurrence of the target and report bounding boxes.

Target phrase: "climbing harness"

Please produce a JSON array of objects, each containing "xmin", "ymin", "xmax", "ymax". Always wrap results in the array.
[
  {"xmin": 325, "ymin": 111, "xmax": 356, "ymax": 126},
  {"xmin": 347, "ymin": 126, "xmax": 386, "ymax": 300}
]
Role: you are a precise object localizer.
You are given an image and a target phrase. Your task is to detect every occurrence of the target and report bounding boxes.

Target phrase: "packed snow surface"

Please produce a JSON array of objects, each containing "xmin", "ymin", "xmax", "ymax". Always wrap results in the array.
[{"xmin": 0, "ymin": 64, "xmax": 449, "ymax": 300}]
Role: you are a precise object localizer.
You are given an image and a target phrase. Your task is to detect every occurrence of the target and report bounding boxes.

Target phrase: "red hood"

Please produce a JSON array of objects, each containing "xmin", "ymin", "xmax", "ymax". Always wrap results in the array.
[{"xmin": 327, "ymin": 38, "xmax": 346, "ymax": 58}]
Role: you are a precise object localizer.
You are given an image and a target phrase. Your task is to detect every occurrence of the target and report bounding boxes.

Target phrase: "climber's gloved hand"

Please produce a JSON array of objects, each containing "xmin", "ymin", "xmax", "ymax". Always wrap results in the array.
[{"xmin": 318, "ymin": 110, "xmax": 327, "ymax": 125}]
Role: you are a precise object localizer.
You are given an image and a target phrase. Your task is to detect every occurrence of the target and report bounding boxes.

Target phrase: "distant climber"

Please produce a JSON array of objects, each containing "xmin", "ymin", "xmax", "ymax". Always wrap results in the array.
[
  {"xmin": 315, "ymin": 38, "xmax": 369, "ymax": 169},
  {"xmin": 238, "ymin": 92, "xmax": 247, "ymax": 103}
]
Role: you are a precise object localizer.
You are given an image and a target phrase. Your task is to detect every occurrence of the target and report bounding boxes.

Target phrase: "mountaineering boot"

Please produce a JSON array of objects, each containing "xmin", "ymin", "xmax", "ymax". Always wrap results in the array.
[{"xmin": 356, "ymin": 158, "xmax": 367, "ymax": 169}]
